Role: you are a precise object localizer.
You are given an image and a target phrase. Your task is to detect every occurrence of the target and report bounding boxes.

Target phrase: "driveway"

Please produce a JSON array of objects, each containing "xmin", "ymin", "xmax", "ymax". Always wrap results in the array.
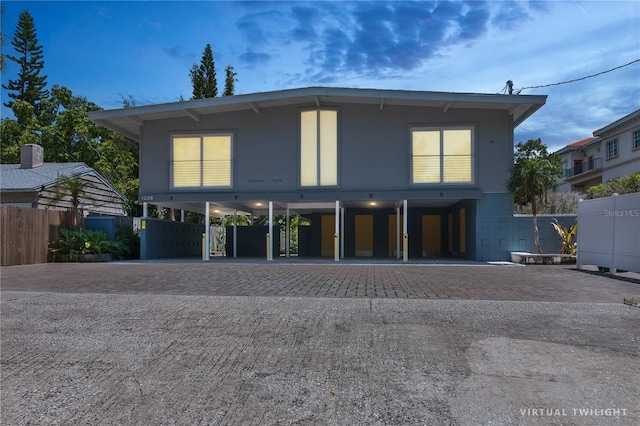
[{"xmin": 1, "ymin": 261, "xmax": 639, "ymax": 425}]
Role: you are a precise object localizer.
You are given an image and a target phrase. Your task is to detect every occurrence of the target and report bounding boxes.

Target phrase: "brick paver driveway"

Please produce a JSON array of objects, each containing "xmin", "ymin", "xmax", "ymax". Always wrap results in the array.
[{"xmin": 2, "ymin": 260, "xmax": 639, "ymax": 303}]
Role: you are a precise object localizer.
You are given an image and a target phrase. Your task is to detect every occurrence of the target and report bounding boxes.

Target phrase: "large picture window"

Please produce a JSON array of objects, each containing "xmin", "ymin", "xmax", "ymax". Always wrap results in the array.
[
  {"xmin": 300, "ymin": 109, "xmax": 338, "ymax": 187},
  {"xmin": 172, "ymin": 133, "xmax": 233, "ymax": 188},
  {"xmin": 411, "ymin": 127, "xmax": 473, "ymax": 184}
]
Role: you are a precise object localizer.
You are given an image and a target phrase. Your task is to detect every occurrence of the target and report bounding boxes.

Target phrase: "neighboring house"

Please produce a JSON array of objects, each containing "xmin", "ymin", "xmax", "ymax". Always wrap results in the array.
[
  {"xmin": 556, "ymin": 109, "xmax": 640, "ymax": 192},
  {"xmin": 0, "ymin": 144, "xmax": 127, "ymax": 216},
  {"xmin": 90, "ymin": 86, "xmax": 547, "ymax": 261}
]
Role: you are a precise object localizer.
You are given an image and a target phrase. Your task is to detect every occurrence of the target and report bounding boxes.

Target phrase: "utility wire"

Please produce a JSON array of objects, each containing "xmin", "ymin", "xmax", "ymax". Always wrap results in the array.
[{"xmin": 502, "ymin": 59, "xmax": 640, "ymax": 94}]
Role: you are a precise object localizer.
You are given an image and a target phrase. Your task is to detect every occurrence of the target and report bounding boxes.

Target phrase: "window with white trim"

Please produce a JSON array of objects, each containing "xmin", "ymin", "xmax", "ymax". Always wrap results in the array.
[
  {"xmin": 411, "ymin": 127, "xmax": 474, "ymax": 184},
  {"xmin": 171, "ymin": 133, "xmax": 233, "ymax": 188},
  {"xmin": 300, "ymin": 109, "xmax": 338, "ymax": 187},
  {"xmin": 607, "ymin": 139, "xmax": 618, "ymax": 159},
  {"xmin": 633, "ymin": 130, "xmax": 640, "ymax": 149}
]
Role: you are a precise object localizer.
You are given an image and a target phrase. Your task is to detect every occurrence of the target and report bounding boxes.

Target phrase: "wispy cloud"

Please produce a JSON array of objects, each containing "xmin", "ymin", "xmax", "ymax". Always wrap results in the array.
[
  {"xmin": 234, "ymin": 1, "xmax": 543, "ymax": 84},
  {"xmin": 161, "ymin": 45, "xmax": 194, "ymax": 60},
  {"xmin": 239, "ymin": 49, "xmax": 272, "ymax": 67}
]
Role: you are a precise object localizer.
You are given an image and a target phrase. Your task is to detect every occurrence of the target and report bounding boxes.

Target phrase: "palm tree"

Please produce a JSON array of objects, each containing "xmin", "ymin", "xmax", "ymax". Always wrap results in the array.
[
  {"xmin": 47, "ymin": 173, "xmax": 96, "ymax": 230},
  {"xmin": 506, "ymin": 139, "xmax": 561, "ymax": 254}
]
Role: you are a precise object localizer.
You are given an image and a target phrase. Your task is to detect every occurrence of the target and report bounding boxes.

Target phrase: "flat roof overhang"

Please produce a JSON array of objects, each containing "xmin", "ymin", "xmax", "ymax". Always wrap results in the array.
[
  {"xmin": 139, "ymin": 187, "xmax": 483, "ymax": 217},
  {"xmin": 89, "ymin": 86, "xmax": 547, "ymax": 143}
]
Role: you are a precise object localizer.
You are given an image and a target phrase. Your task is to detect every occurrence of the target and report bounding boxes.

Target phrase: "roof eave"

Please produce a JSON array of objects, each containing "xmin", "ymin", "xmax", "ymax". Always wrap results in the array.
[
  {"xmin": 89, "ymin": 86, "xmax": 547, "ymax": 138},
  {"xmin": 593, "ymin": 108, "xmax": 640, "ymax": 136}
]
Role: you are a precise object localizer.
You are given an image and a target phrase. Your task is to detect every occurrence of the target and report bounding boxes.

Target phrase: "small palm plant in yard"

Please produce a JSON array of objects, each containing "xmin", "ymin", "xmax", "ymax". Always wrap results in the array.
[
  {"xmin": 551, "ymin": 218, "xmax": 577, "ymax": 255},
  {"xmin": 46, "ymin": 173, "xmax": 97, "ymax": 230}
]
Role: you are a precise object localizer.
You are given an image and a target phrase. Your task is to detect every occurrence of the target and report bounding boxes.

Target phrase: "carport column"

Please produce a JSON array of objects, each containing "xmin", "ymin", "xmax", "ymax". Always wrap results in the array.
[
  {"xmin": 396, "ymin": 204, "xmax": 401, "ymax": 259},
  {"xmin": 204, "ymin": 202, "xmax": 211, "ymax": 261},
  {"xmin": 285, "ymin": 207, "xmax": 291, "ymax": 258},
  {"xmin": 403, "ymin": 199, "xmax": 408, "ymax": 262},
  {"xmin": 340, "ymin": 206, "xmax": 345, "ymax": 259},
  {"xmin": 334, "ymin": 200, "xmax": 340, "ymax": 261},
  {"xmin": 233, "ymin": 210, "xmax": 238, "ymax": 258},
  {"xmin": 141, "ymin": 202, "xmax": 149, "ymax": 261},
  {"xmin": 268, "ymin": 201, "xmax": 274, "ymax": 261}
]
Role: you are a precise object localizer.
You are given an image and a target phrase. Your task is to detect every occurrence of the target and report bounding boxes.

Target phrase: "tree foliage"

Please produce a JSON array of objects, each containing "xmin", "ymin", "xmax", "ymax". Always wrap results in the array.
[
  {"xmin": 586, "ymin": 173, "xmax": 640, "ymax": 198},
  {"xmin": 190, "ymin": 43, "xmax": 217, "ymax": 99},
  {"xmin": 1, "ymin": 5, "xmax": 7, "ymax": 72},
  {"xmin": 506, "ymin": 139, "xmax": 562, "ymax": 254},
  {"xmin": 46, "ymin": 173, "xmax": 97, "ymax": 230},
  {"xmin": 2, "ymin": 10, "xmax": 48, "ymax": 112},
  {"xmin": 223, "ymin": 65, "xmax": 237, "ymax": 96}
]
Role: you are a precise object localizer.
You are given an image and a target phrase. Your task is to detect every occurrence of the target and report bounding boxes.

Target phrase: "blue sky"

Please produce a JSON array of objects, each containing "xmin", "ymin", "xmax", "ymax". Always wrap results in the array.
[{"xmin": 1, "ymin": 0, "xmax": 639, "ymax": 152}]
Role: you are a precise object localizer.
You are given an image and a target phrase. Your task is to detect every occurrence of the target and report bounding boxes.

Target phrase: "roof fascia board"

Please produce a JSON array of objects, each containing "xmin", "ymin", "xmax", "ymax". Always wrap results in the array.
[
  {"xmin": 593, "ymin": 109, "xmax": 640, "ymax": 136},
  {"xmin": 89, "ymin": 87, "xmax": 547, "ymax": 121}
]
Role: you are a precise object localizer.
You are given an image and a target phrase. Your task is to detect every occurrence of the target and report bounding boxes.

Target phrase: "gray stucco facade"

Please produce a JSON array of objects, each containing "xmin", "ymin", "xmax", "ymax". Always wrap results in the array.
[{"xmin": 90, "ymin": 87, "xmax": 547, "ymax": 261}]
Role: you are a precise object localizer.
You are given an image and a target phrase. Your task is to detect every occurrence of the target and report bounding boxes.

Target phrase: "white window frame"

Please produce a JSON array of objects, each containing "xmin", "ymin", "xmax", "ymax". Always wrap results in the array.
[
  {"xmin": 633, "ymin": 130, "xmax": 640, "ymax": 150},
  {"xmin": 171, "ymin": 133, "xmax": 234, "ymax": 189},
  {"xmin": 410, "ymin": 126, "xmax": 475, "ymax": 185},
  {"xmin": 606, "ymin": 139, "xmax": 618, "ymax": 159},
  {"xmin": 299, "ymin": 108, "xmax": 339, "ymax": 188}
]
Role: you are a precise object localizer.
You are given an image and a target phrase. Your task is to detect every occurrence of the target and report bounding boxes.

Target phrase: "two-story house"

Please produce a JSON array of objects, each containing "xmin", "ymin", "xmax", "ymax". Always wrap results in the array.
[
  {"xmin": 90, "ymin": 87, "xmax": 546, "ymax": 261},
  {"xmin": 556, "ymin": 109, "xmax": 640, "ymax": 192}
]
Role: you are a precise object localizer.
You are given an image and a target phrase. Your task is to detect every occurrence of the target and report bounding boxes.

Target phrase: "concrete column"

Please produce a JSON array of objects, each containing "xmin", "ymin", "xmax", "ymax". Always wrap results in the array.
[
  {"xmin": 204, "ymin": 202, "xmax": 210, "ymax": 261},
  {"xmin": 334, "ymin": 200, "xmax": 340, "ymax": 261},
  {"xmin": 396, "ymin": 204, "xmax": 401, "ymax": 259},
  {"xmin": 180, "ymin": 210, "xmax": 185, "ymax": 222},
  {"xmin": 268, "ymin": 201, "xmax": 273, "ymax": 261},
  {"xmin": 403, "ymin": 199, "xmax": 408, "ymax": 262},
  {"xmin": 157, "ymin": 204, "xmax": 163, "ymax": 219},
  {"xmin": 285, "ymin": 207, "xmax": 291, "ymax": 258},
  {"xmin": 233, "ymin": 210, "xmax": 238, "ymax": 258},
  {"xmin": 340, "ymin": 206, "xmax": 345, "ymax": 259},
  {"xmin": 142, "ymin": 202, "xmax": 149, "ymax": 218}
]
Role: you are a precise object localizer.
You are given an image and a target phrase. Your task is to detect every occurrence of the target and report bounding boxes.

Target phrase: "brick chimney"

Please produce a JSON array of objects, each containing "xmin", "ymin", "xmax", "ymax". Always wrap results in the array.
[{"xmin": 20, "ymin": 144, "xmax": 44, "ymax": 169}]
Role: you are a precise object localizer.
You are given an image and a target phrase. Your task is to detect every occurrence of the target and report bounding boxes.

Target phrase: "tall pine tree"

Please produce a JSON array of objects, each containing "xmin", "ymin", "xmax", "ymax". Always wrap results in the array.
[
  {"xmin": 223, "ymin": 65, "xmax": 237, "ymax": 96},
  {"xmin": 190, "ymin": 44, "xmax": 217, "ymax": 99},
  {"xmin": 2, "ymin": 10, "xmax": 49, "ymax": 112},
  {"xmin": 1, "ymin": 5, "xmax": 7, "ymax": 72}
]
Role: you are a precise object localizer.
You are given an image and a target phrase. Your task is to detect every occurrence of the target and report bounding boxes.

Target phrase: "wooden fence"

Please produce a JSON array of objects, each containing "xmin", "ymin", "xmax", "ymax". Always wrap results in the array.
[{"xmin": 1, "ymin": 206, "xmax": 64, "ymax": 266}]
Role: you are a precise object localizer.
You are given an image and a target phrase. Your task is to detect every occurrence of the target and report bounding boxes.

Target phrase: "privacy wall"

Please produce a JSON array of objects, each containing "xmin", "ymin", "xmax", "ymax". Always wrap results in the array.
[{"xmin": 577, "ymin": 193, "xmax": 640, "ymax": 273}]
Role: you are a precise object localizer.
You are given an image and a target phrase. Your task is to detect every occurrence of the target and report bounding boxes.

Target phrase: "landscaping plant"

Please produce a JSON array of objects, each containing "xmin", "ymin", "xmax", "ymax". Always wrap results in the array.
[
  {"xmin": 550, "ymin": 218, "xmax": 577, "ymax": 255},
  {"xmin": 49, "ymin": 228, "xmax": 126, "ymax": 261}
]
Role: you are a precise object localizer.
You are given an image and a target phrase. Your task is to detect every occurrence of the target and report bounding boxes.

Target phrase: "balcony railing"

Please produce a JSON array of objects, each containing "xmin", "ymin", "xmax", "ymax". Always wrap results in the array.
[{"xmin": 564, "ymin": 157, "xmax": 602, "ymax": 178}]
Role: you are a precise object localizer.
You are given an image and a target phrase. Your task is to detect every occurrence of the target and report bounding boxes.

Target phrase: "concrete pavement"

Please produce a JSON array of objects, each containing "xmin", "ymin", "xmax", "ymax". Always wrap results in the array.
[{"xmin": 1, "ymin": 261, "xmax": 639, "ymax": 425}]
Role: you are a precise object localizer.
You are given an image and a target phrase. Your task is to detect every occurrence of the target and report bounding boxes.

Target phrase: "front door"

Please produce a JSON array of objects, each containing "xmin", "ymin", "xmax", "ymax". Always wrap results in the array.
[
  {"xmin": 355, "ymin": 215, "xmax": 373, "ymax": 257},
  {"xmin": 422, "ymin": 215, "xmax": 441, "ymax": 257},
  {"xmin": 321, "ymin": 215, "xmax": 335, "ymax": 257}
]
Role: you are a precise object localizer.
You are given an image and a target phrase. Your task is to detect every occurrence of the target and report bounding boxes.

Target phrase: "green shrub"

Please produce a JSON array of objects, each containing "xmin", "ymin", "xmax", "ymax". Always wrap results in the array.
[
  {"xmin": 115, "ymin": 225, "xmax": 140, "ymax": 259},
  {"xmin": 49, "ymin": 228, "xmax": 126, "ymax": 261},
  {"xmin": 587, "ymin": 173, "xmax": 640, "ymax": 198}
]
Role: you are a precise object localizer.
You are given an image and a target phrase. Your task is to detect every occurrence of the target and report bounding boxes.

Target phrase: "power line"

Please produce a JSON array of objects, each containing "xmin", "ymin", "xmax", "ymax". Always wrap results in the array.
[{"xmin": 502, "ymin": 59, "xmax": 640, "ymax": 95}]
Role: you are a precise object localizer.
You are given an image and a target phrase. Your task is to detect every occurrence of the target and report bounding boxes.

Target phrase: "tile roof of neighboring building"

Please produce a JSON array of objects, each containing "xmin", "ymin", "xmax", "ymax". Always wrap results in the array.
[
  {"xmin": 567, "ymin": 137, "xmax": 597, "ymax": 147},
  {"xmin": 555, "ymin": 137, "xmax": 598, "ymax": 154}
]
